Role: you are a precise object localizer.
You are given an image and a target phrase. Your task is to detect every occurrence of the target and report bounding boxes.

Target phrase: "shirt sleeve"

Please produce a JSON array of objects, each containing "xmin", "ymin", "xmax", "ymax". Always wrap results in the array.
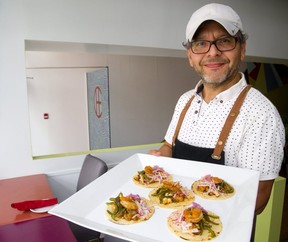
[{"xmin": 237, "ymin": 104, "xmax": 285, "ymax": 181}]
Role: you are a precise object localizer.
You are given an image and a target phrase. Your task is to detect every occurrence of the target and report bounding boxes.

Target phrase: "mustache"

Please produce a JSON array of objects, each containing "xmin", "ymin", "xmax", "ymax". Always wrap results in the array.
[{"xmin": 202, "ymin": 58, "xmax": 229, "ymax": 65}]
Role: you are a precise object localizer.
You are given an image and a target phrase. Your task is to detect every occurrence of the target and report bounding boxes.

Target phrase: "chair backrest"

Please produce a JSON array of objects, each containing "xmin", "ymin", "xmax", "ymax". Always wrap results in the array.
[
  {"xmin": 77, "ymin": 154, "xmax": 108, "ymax": 191},
  {"xmin": 254, "ymin": 176, "xmax": 286, "ymax": 242}
]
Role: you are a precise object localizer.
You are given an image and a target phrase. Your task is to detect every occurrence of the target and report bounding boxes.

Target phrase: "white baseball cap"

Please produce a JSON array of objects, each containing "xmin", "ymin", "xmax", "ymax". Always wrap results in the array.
[{"xmin": 184, "ymin": 3, "xmax": 246, "ymax": 45}]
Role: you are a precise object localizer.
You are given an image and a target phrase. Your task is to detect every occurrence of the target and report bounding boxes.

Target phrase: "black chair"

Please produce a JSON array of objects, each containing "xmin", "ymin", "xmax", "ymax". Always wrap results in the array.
[
  {"xmin": 69, "ymin": 154, "xmax": 108, "ymax": 242},
  {"xmin": 103, "ymin": 235, "xmax": 129, "ymax": 242}
]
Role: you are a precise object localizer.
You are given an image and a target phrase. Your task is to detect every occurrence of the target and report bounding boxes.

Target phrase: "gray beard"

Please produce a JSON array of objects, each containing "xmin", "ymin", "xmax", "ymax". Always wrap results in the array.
[
  {"xmin": 202, "ymin": 73, "xmax": 228, "ymax": 87},
  {"xmin": 201, "ymin": 63, "xmax": 240, "ymax": 88}
]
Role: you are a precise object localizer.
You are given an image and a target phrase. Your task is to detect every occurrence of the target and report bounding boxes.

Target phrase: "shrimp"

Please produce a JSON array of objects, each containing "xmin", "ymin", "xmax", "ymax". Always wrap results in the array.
[
  {"xmin": 120, "ymin": 196, "xmax": 138, "ymax": 210},
  {"xmin": 183, "ymin": 207, "xmax": 203, "ymax": 223},
  {"xmin": 144, "ymin": 165, "xmax": 153, "ymax": 175},
  {"xmin": 163, "ymin": 181, "xmax": 181, "ymax": 192},
  {"xmin": 213, "ymin": 177, "xmax": 223, "ymax": 184}
]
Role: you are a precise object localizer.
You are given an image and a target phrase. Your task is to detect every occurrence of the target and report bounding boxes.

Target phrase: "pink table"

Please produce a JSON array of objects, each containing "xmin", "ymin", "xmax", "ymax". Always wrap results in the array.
[
  {"xmin": 0, "ymin": 174, "xmax": 54, "ymax": 225},
  {"xmin": 0, "ymin": 174, "xmax": 76, "ymax": 242},
  {"xmin": 0, "ymin": 216, "xmax": 77, "ymax": 242}
]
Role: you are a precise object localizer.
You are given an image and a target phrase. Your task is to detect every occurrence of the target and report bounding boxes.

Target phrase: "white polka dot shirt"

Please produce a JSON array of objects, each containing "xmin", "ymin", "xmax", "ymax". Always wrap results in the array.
[{"xmin": 165, "ymin": 73, "xmax": 285, "ymax": 180}]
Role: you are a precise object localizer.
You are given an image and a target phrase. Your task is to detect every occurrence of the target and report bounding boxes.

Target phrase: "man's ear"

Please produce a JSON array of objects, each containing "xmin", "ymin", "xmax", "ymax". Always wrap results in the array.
[
  {"xmin": 186, "ymin": 49, "xmax": 194, "ymax": 67},
  {"xmin": 240, "ymin": 42, "xmax": 246, "ymax": 62}
]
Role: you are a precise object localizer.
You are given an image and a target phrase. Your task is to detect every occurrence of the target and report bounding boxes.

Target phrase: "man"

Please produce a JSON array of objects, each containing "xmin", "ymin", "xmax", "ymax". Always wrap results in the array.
[{"xmin": 149, "ymin": 3, "xmax": 285, "ymax": 217}]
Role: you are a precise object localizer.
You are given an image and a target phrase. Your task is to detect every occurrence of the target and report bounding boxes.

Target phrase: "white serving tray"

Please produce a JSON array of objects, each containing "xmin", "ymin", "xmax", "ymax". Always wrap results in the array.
[{"xmin": 49, "ymin": 153, "xmax": 259, "ymax": 242}]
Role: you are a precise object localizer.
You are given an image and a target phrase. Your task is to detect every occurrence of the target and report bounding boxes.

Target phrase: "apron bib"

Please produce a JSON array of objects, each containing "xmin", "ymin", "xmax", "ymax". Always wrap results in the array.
[{"xmin": 172, "ymin": 138, "xmax": 225, "ymax": 165}]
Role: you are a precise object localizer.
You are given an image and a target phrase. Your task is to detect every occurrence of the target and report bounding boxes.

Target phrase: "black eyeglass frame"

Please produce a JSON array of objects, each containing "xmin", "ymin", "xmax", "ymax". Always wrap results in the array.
[{"xmin": 189, "ymin": 36, "xmax": 239, "ymax": 54}]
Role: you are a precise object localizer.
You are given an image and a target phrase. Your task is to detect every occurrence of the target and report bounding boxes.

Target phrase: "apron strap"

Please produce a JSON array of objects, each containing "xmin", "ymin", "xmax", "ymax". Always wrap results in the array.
[
  {"xmin": 211, "ymin": 85, "xmax": 252, "ymax": 159},
  {"xmin": 172, "ymin": 95, "xmax": 195, "ymax": 146}
]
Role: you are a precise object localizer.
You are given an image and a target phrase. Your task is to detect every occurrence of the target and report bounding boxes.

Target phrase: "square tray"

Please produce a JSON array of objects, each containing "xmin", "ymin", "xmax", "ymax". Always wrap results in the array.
[{"xmin": 49, "ymin": 153, "xmax": 259, "ymax": 242}]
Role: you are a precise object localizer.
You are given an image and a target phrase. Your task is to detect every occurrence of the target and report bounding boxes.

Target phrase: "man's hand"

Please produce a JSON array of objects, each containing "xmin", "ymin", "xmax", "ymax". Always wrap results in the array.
[
  {"xmin": 148, "ymin": 141, "xmax": 172, "ymax": 157},
  {"xmin": 148, "ymin": 150, "xmax": 162, "ymax": 156}
]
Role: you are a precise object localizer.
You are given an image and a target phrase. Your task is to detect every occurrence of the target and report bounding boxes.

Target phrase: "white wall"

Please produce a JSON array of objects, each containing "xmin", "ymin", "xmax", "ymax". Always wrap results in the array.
[
  {"xmin": 26, "ymin": 51, "xmax": 197, "ymax": 156},
  {"xmin": 0, "ymin": 0, "xmax": 288, "ymax": 180}
]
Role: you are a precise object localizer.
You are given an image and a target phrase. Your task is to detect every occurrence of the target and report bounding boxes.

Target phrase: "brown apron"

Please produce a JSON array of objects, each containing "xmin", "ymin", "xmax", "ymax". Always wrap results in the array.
[{"xmin": 172, "ymin": 85, "xmax": 252, "ymax": 165}]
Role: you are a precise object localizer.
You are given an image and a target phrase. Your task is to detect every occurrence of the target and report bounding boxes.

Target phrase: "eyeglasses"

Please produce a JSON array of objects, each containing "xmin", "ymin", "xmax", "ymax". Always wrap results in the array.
[{"xmin": 190, "ymin": 36, "xmax": 238, "ymax": 54}]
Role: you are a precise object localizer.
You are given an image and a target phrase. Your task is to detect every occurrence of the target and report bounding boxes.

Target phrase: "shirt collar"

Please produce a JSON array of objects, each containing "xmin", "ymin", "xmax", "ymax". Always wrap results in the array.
[{"xmin": 194, "ymin": 73, "xmax": 248, "ymax": 102}]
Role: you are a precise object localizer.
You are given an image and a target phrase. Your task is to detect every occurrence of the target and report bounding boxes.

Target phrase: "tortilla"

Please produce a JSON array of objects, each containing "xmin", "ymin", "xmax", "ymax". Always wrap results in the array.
[
  {"xmin": 192, "ymin": 174, "xmax": 235, "ymax": 200},
  {"xmin": 149, "ymin": 181, "xmax": 195, "ymax": 208},
  {"xmin": 133, "ymin": 165, "xmax": 173, "ymax": 188},
  {"xmin": 106, "ymin": 192, "xmax": 155, "ymax": 225},
  {"xmin": 167, "ymin": 202, "xmax": 222, "ymax": 241}
]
